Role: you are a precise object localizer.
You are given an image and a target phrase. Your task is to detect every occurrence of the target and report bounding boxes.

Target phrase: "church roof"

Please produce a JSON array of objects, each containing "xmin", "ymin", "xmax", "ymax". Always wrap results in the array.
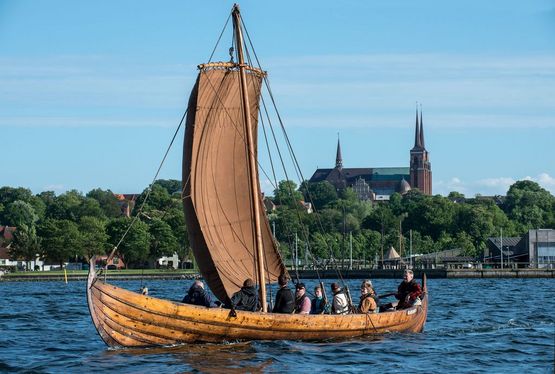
[
  {"xmin": 311, "ymin": 167, "xmax": 408, "ymax": 180},
  {"xmin": 309, "ymin": 167, "xmax": 409, "ymax": 183},
  {"xmin": 309, "ymin": 167, "xmax": 410, "ymax": 196}
]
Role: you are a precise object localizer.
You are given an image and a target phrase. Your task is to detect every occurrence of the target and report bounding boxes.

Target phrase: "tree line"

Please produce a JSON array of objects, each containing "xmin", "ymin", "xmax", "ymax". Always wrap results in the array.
[
  {"xmin": 270, "ymin": 179, "xmax": 555, "ymax": 264},
  {"xmin": 1, "ymin": 179, "xmax": 554, "ymax": 270},
  {"xmin": 0, "ymin": 180, "xmax": 187, "ymax": 269}
]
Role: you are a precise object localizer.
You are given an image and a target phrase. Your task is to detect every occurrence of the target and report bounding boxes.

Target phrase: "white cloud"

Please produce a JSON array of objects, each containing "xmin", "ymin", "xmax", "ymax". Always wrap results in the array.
[
  {"xmin": 434, "ymin": 177, "xmax": 469, "ymax": 196},
  {"xmin": 435, "ymin": 173, "xmax": 555, "ymax": 196},
  {"xmin": 536, "ymin": 173, "xmax": 555, "ymax": 187},
  {"xmin": 0, "ymin": 116, "xmax": 177, "ymax": 128},
  {"xmin": 1, "ymin": 53, "xmax": 555, "ymax": 129},
  {"xmin": 266, "ymin": 53, "xmax": 555, "ymax": 129},
  {"xmin": 477, "ymin": 177, "xmax": 516, "ymax": 189},
  {"xmin": 42, "ymin": 184, "xmax": 66, "ymax": 194}
]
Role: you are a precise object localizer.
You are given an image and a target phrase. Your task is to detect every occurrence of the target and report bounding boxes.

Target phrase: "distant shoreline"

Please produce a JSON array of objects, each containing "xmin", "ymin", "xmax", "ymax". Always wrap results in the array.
[{"xmin": 1, "ymin": 268, "xmax": 553, "ymax": 282}]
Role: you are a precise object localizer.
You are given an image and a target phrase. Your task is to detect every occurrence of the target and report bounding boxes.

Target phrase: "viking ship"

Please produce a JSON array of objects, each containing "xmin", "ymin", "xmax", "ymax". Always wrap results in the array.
[{"xmin": 87, "ymin": 4, "xmax": 428, "ymax": 348}]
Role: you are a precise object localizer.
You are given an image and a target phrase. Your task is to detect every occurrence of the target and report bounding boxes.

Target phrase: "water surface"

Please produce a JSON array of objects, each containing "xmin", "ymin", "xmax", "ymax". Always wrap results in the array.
[{"xmin": 0, "ymin": 278, "xmax": 553, "ymax": 373}]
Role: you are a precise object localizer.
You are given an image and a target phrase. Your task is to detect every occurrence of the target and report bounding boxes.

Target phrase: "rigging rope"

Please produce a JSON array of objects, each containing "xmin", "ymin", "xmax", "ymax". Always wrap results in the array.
[
  {"xmin": 208, "ymin": 13, "xmax": 232, "ymax": 63},
  {"xmin": 104, "ymin": 108, "xmax": 188, "ymax": 267},
  {"xmin": 241, "ymin": 18, "xmax": 348, "ymax": 286}
]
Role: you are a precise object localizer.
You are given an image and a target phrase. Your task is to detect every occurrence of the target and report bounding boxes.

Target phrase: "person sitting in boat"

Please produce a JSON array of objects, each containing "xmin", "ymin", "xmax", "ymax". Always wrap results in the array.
[
  {"xmin": 182, "ymin": 280, "xmax": 214, "ymax": 307},
  {"xmin": 310, "ymin": 285, "xmax": 330, "ymax": 314},
  {"xmin": 230, "ymin": 278, "xmax": 260, "ymax": 312},
  {"xmin": 357, "ymin": 280, "xmax": 378, "ymax": 314},
  {"xmin": 272, "ymin": 273, "xmax": 295, "ymax": 314},
  {"xmin": 395, "ymin": 269, "xmax": 422, "ymax": 309},
  {"xmin": 330, "ymin": 283, "xmax": 349, "ymax": 315},
  {"xmin": 294, "ymin": 283, "xmax": 311, "ymax": 314}
]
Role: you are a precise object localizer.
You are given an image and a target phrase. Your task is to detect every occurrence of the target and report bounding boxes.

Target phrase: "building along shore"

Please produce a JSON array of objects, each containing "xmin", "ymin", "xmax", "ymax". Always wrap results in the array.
[{"xmin": 1, "ymin": 268, "xmax": 554, "ymax": 282}]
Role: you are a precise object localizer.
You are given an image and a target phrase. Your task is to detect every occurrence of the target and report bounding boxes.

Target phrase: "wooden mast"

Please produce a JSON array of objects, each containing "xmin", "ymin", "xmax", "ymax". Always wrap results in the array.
[{"xmin": 232, "ymin": 4, "xmax": 268, "ymax": 312}]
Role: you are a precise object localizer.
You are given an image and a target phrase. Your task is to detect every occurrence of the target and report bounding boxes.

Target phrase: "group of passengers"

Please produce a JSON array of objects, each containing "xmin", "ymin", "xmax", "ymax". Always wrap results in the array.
[{"xmin": 181, "ymin": 269, "xmax": 422, "ymax": 315}]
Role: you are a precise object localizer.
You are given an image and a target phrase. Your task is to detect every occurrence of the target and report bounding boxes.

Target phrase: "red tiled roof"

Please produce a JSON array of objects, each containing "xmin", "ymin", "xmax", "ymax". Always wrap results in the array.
[
  {"xmin": 0, "ymin": 247, "xmax": 11, "ymax": 260},
  {"xmin": 0, "ymin": 226, "xmax": 16, "ymax": 241}
]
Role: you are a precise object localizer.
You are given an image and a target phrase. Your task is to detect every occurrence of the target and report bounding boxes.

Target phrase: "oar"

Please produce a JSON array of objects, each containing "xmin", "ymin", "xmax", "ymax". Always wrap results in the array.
[{"xmin": 378, "ymin": 292, "xmax": 397, "ymax": 298}]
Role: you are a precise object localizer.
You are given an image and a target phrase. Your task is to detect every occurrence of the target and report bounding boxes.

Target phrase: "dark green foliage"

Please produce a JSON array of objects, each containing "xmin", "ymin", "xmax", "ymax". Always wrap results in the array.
[
  {"xmin": 86, "ymin": 188, "xmax": 121, "ymax": 218},
  {"xmin": 0, "ymin": 187, "xmax": 45, "ymax": 224},
  {"xmin": 154, "ymin": 179, "xmax": 182, "ymax": 195},
  {"xmin": 148, "ymin": 218, "xmax": 179, "ymax": 259},
  {"xmin": 2, "ymin": 200, "xmax": 38, "ymax": 227},
  {"xmin": 273, "ymin": 180, "xmax": 303, "ymax": 207},
  {"xmin": 38, "ymin": 219, "xmax": 83, "ymax": 267},
  {"xmin": 1, "ymin": 177, "xmax": 554, "ymax": 268},
  {"xmin": 504, "ymin": 180, "xmax": 555, "ymax": 230},
  {"xmin": 106, "ymin": 218, "xmax": 151, "ymax": 268},
  {"xmin": 300, "ymin": 181, "xmax": 337, "ymax": 209},
  {"xmin": 45, "ymin": 190, "xmax": 87, "ymax": 221},
  {"xmin": 10, "ymin": 224, "xmax": 41, "ymax": 270},
  {"xmin": 79, "ymin": 216, "xmax": 109, "ymax": 260},
  {"xmin": 134, "ymin": 184, "xmax": 172, "ymax": 214},
  {"xmin": 161, "ymin": 207, "xmax": 189, "ymax": 260}
]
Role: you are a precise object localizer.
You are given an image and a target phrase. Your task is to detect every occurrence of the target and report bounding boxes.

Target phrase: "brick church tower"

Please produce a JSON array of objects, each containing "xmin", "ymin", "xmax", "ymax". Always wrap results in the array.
[{"xmin": 409, "ymin": 105, "xmax": 432, "ymax": 194}]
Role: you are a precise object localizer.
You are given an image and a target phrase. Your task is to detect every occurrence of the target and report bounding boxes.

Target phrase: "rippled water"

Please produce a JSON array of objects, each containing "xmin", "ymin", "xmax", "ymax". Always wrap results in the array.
[{"xmin": 0, "ymin": 278, "xmax": 553, "ymax": 373}]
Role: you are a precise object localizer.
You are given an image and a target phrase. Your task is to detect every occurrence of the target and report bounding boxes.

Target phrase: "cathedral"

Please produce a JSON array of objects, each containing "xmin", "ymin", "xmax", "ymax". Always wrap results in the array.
[{"xmin": 308, "ymin": 107, "xmax": 432, "ymax": 201}]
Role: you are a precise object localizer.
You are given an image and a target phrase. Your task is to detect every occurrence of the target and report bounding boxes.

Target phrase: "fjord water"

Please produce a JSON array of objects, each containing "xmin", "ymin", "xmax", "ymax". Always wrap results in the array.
[{"xmin": 0, "ymin": 278, "xmax": 553, "ymax": 373}]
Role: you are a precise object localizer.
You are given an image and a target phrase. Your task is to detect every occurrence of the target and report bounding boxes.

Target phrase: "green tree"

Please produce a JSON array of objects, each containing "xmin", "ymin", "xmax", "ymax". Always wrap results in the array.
[
  {"xmin": 154, "ymin": 179, "xmax": 182, "ymax": 195},
  {"xmin": 448, "ymin": 191, "xmax": 465, "ymax": 199},
  {"xmin": 134, "ymin": 184, "xmax": 172, "ymax": 214},
  {"xmin": 77, "ymin": 197, "xmax": 105, "ymax": 219},
  {"xmin": 107, "ymin": 218, "xmax": 151, "ymax": 268},
  {"xmin": 162, "ymin": 207, "xmax": 190, "ymax": 261},
  {"xmin": 300, "ymin": 181, "xmax": 338, "ymax": 209},
  {"xmin": 453, "ymin": 231, "xmax": 476, "ymax": 256},
  {"xmin": 0, "ymin": 186, "xmax": 34, "ymax": 206},
  {"xmin": 79, "ymin": 216, "xmax": 109, "ymax": 260},
  {"xmin": 11, "ymin": 224, "xmax": 42, "ymax": 271},
  {"xmin": 504, "ymin": 180, "xmax": 555, "ymax": 231},
  {"xmin": 2, "ymin": 200, "xmax": 38, "ymax": 227},
  {"xmin": 38, "ymin": 219, "xmax": 83, "ymax": 267},
  {"xmin": 273, "ymin": 206, "xmax": 305, "ymax": 243},
  {"xmin": 273, "ymin": 180, "xmax": 303, "ymax": 207},
  {"xmin": 86, "ymin": 188, "xmax": 121, "ymax": 218},
  {"xmin": 148, "ymin": 218, "xmax": 179, "ymax": 260},
  {"xmin": 46, "ymin": 190, "xmax": 85, "ymax": 221}
]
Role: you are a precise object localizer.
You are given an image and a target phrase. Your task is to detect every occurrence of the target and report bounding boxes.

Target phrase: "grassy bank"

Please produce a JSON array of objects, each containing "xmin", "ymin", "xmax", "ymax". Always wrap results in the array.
[{"xmin": 2, "ymin": 268, "xmax": 198, "ymax": 278}]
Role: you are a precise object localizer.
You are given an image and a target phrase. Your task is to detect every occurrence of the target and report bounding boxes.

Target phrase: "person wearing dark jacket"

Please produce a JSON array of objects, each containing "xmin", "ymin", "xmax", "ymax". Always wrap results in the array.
[
  {"xmin": 182, "ymin": 280, "xmax": 214, "ymax": 307},
  {"xmin": 230, "ymin": 278, "xmax": 260, "ymax": 312},
  {"xmin": 395, "ymin": 269, "xmax": 422, "ymax": 309},
  {"xmin": 272, "ymin": 273, "xmax": 295, "ymax": 313},
  {"xmin": 310, "ymin": 285, "xmax": 330, "ymax": 314}
]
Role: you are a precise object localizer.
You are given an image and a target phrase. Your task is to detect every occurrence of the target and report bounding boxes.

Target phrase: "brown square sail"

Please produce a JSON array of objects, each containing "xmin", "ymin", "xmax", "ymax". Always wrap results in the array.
[{"xmin": 182, "ymin": 64, "xmax": 286, "ymax": 303}]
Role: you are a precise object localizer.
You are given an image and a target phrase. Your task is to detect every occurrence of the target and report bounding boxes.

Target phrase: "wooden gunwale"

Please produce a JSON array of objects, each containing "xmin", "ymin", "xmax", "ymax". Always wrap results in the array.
[
  {"xmin": 89, "ymin": 276, "xmax": 427, "ymax": 346},
  {"xmin": 92, "ymin": 279, "xmax": 422, "ymax": 334},
  {"xmin": 87, "ymin": 259, "xmax": 428, "ymax": 346}
]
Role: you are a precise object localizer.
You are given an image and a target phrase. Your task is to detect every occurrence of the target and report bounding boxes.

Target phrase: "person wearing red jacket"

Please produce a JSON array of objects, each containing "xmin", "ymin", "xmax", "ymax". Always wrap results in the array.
[{"xmin": 395, "ymin": 269, "xmax": 422, "ymax": 309}]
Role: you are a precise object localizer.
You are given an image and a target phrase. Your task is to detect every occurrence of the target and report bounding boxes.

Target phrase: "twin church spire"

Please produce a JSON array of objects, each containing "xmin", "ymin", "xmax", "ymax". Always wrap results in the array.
[
  {"xmin": 413, "ymin": 103, "xmax": 426, "ymax": 150},
  {"xmin": 410, "ymin": 102, "xmax": 432, "ymax": 195},
  {"xmin": 331, "ymin": 104, "xmax": 432, "ymax": 195}
]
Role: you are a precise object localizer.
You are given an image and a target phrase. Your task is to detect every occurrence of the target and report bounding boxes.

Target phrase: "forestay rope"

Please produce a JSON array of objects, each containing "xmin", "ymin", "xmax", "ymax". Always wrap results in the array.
[{"xmin": 103, "ymin": 12, "xmax": 234, "ymax": 273}]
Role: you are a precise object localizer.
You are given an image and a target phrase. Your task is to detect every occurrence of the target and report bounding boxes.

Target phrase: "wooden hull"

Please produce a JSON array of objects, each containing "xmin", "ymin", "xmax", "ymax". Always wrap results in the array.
[{"xmin": 87, "ymin": 268, "xmax": 428, "ymax": 348}]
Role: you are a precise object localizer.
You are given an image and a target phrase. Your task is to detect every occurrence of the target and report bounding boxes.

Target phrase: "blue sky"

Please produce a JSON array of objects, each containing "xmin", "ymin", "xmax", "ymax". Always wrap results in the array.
[{"xmin": 1, "ymin": 0, "xmax": 555, "ymax": 197}]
